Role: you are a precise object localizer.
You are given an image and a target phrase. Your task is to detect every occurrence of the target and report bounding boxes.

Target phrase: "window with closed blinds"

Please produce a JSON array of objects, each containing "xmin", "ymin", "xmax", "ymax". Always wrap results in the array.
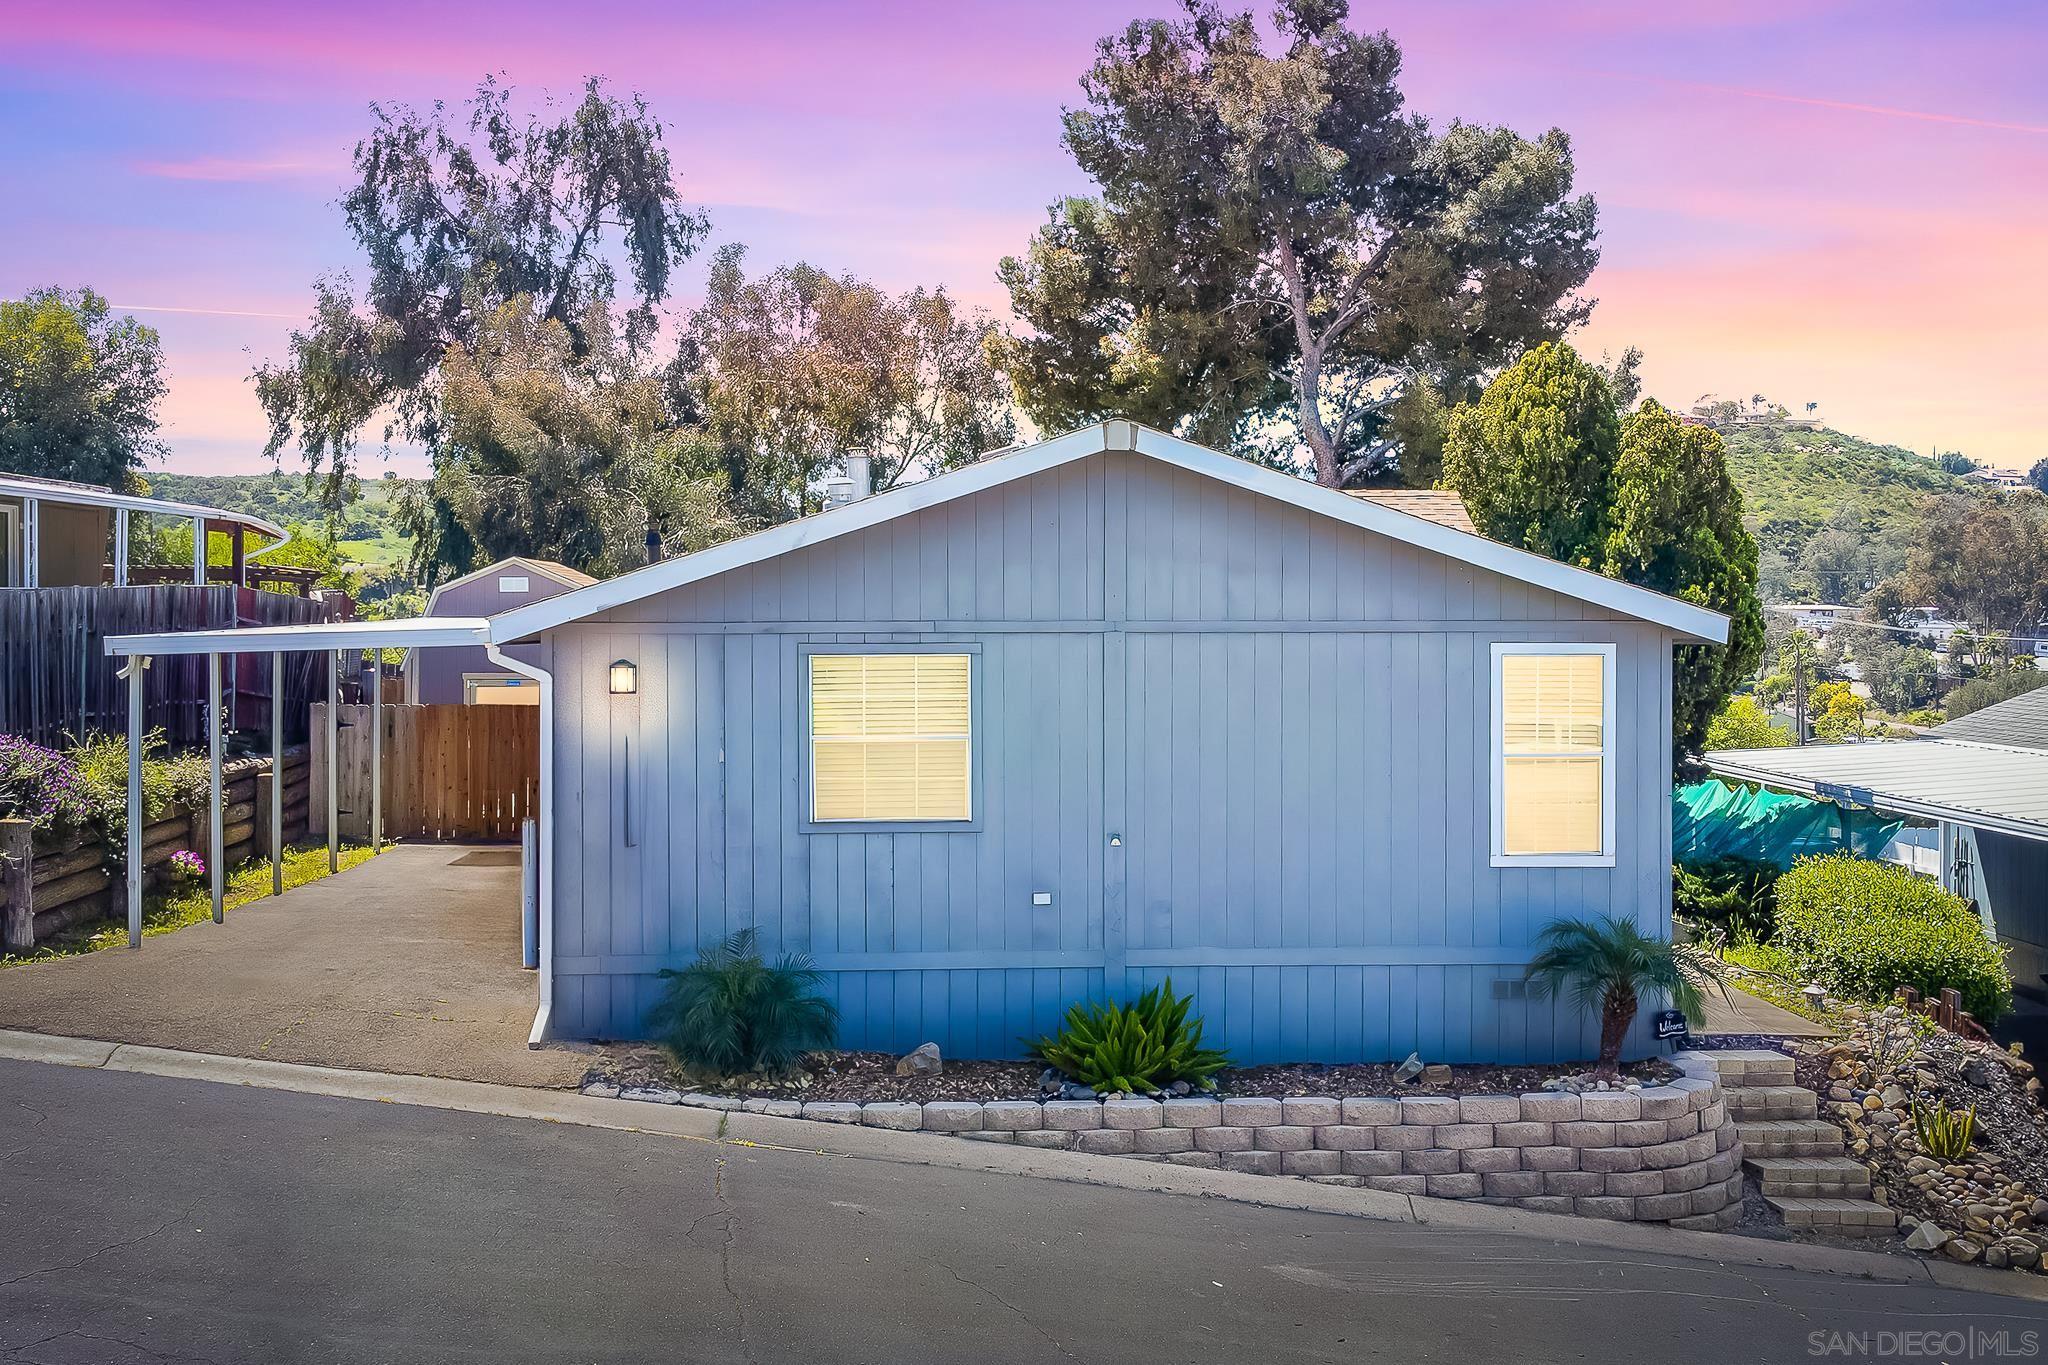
[
  {"xmin": 810, "ymin": 653, "xmax": 972, "ymax": 822},
  {"xmin": 1494, "ymin": 647, "xmax": 1612, "ymax": 862}
]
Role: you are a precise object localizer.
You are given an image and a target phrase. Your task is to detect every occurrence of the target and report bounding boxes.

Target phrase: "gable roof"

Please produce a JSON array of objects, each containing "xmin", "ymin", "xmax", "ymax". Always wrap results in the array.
[
  {"xmin": 1929, "ymin": 683, "xmax": 2048, "ymax": 752},
  {"xmin": 489, "ymin": 422, "xmax": 1729, "ymax": 644},
  {"xmin": 1344, "ymin": 488, "xmax": 1478, "ymax": 535},
  {"xmin": 424, "ymin": 555, "xmax": 598, "ymax": 617}
]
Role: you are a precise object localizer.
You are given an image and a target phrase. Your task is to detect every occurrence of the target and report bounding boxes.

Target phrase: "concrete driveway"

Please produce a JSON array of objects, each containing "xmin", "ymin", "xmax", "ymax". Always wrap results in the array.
[{"xmin": 0, "ymin": 844, "xmax": 588, "ymax": 1088}]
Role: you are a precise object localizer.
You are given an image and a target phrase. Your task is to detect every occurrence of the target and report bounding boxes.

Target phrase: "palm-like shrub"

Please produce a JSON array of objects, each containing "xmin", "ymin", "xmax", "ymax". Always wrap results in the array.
[
  {"xmin": 1027, "ymin": 979, "xmax": 1228, "ymax": 1094},
  {"xmin": 648, "ymin": 929, "xmax": 838, "ymax": 1078},
  {"xmin": 1910, "ymin": 1096, "xmax": 1976, "ymax": 1159},
  {"xmin": 1524, "ymin": 915, "xmax": 1728, "ymax": 1079}
]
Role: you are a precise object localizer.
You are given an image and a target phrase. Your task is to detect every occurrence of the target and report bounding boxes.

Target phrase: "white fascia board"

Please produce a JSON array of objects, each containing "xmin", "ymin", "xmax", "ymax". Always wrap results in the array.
[
  {"xmin": 0, "ymin": 476, "xmax": 287, "ymax": 542},
  {"xmin": 105, "ymin": 617, "xmax": 493, "ymax": 657},
  {"xmin": 1128, "ymin": 428, "xmax": 1729, "ymax": 644},
  {"xmin": 484, "ymin": 419, "xmax": 1728, "ymax": 646}
]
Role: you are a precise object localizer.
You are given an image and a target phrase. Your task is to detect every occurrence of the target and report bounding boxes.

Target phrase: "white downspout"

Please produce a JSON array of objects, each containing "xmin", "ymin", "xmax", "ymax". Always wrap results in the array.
[{"xmin": 488, "ymin": 641, "xmax": 555, "ymax": 1046}]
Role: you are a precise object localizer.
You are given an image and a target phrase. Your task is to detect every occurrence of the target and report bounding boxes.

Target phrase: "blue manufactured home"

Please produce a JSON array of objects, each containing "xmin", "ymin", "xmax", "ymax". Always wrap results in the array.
[{"xmin": 491, "ymin": 422, "xmax": 1730, "ymax": 1064}]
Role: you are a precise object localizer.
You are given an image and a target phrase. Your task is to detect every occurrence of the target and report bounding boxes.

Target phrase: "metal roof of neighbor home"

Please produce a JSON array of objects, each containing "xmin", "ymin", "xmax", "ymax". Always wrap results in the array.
[
  {"xmin": 0, "ymin": 472, "xmax": 287, "ymax": 541},
  {"xmin": 1343, "ymin": 488, "xmax": 1478, "ymax": 535},
  {"xmin": 1928, "ymin": 684, "xmax": 2048, "ymax": 752},
  {"xmin": 1705, "ymin": 739, "xmax": 2048, "ymax": 841}
]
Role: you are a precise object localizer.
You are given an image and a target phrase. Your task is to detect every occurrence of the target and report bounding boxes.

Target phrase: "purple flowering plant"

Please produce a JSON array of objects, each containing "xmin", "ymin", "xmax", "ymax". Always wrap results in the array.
[
  {"xmin": 168, "ymin": 849, "xmax": 207, "ymax": 884},
  {"xmin": 0, "ymin": 735, "xmax": 93, "ymax": 835}
]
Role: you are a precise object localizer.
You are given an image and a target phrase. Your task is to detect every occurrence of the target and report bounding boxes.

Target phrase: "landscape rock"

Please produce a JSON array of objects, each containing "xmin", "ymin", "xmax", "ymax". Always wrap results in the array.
[
  {"xmin": 1904, "ymin": 1221, "xmax": 1951, "ymax": 1253},
  {"xmin": 896, "ymin": 1042, "xmax": 944, "ymax": 1077}
]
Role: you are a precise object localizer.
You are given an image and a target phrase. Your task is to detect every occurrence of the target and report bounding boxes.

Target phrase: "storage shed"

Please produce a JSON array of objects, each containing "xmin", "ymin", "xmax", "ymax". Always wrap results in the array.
[
  {"xmin": 403, "ymin": 557, "xmax": 595, "ymax": 705},
  {"xmin": 489, "ymin": 423, "xmax": 1731, "ymax": 1063}
]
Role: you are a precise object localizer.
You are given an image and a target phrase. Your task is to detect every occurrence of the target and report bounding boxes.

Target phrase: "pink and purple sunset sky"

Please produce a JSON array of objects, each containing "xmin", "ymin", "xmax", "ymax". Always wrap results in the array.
[{"xmin": 3, "ymin": 0, "xmax": 2043, "ymax": 475}]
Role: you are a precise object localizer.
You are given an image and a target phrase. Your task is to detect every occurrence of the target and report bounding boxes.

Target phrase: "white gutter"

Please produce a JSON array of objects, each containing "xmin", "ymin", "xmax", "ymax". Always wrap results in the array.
[
  {"xmin": 487, "ymin": 642, "xmax": 556, "ymax": 1046},
  {"xmin": 1706, "ymin": 755, "xmax": 2048, "ymax": 845}
]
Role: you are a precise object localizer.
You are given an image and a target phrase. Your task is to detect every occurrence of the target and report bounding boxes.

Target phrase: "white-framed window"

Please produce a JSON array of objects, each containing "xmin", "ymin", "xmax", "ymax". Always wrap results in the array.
[
  {"xmin": 808, "ymin": 652, "xmax": 972, "ymax": 823},
  {"xmin": 1491, "ymin": 643, "xmax": 1616, "ymax": 867},
  {"xmin": 464, "ymin": 673, "xmax": 539, "ymax": 706}
]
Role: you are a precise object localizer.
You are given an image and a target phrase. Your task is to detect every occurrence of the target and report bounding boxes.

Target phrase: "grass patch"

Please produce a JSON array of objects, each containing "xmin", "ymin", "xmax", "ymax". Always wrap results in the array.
[
  {"xmin": 1720, "ymin": 941, "xmax": 1846, "ymax": 1026},
  {"xmin": 4, "ymin": 843, "xmax": 381, "ymax": 965}
]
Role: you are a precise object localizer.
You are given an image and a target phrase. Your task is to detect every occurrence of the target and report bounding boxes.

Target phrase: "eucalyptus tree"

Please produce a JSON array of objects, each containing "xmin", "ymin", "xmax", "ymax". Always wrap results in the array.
[
  {"xmin": 675, "ymin": 246, "xmax": 1013, "ymax": 523},
  {"xmin": 254, "ymin": 77, "xmax": 710, "ymax": 504}
]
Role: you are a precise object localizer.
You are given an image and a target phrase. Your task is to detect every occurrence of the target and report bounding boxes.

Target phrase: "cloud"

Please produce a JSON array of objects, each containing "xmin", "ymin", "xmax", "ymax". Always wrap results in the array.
[
  {"xmin": 1592, "ymin": 71, "xmax": 2048, "ymax": 136},
  {"xmin": 133, "ymin": 154, "xmax": 340, "ymax": 182}
]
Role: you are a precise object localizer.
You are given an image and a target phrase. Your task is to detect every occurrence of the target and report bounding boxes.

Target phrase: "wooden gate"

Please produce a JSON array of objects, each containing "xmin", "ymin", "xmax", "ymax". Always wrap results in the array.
[{"xmin": 309, "ymin": 703, "xmax": 539, "ymax": 842}]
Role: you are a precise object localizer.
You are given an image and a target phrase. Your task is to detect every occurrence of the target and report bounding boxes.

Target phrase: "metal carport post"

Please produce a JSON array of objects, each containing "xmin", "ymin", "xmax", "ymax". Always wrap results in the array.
[{"xmin": 101, "ymin": 617, "xmax": 496, "ymax": 947}]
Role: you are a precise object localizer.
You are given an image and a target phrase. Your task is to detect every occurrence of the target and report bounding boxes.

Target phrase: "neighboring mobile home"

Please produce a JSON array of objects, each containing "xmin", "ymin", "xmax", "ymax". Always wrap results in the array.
[
  {"xmin": 404, "ymin": 557, "xmax": 595, "ymax": 705},
  {"xmin": 488, "ymin": 423, "xmax": 1728, "ymax": 1064}
]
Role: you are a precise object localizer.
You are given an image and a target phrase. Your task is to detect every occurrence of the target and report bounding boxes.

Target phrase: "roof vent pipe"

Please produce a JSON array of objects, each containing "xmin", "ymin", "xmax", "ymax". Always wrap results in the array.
[{"xmin": 847, "ymin": 452, "xmax": 872, "ymax": 500}]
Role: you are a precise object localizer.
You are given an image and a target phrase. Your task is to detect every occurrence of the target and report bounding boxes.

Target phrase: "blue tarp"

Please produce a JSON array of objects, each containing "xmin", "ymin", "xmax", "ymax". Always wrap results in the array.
[{"xmin": 1673, "ymin": 778, "xmax": 1903, "ymax": 870}]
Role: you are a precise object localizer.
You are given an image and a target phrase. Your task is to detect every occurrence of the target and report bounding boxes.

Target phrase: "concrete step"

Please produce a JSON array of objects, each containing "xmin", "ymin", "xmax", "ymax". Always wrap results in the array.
[
  {"xmin": 1725, "ymin": 1085, "xmax": 1819, "ymax": 1121},
  {"xmin": 1697, "ymin": 1048, "xmax": 1795, "ymax": 1088},
  {"xmin": 1745, "ymin": 1155, "xmax": 1872, "ymax": 1197},
  {"xmin": 1766, "ymin": 1195, "xmax": 1897, "ymax": 1237},
  {"xmin": 1736, "ymin": 1119, "xmax": 1846, "ymax": 1157}
]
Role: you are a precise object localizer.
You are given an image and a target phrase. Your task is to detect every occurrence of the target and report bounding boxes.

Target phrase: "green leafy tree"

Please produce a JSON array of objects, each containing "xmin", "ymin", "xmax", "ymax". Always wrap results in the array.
[
  {"xmin": 996, "ymin": 0, "xmax": 1598, "ymax": 486},
  {"xmin": 2027, "ymin": 458, "xmax": 2048, "ymax": 495},
  {"xmin": 254, "ymin": 77, "xmax": 710, "ymax": 503},
  {"xmin": 1442, "ymin": 350, "xmax": 1763, "ymax": 759},
  {"xmin": 417, "ymin": 296, "xmax": 735, "ymax": 579},
  {"xmin": 1604, "ymin": 400, "xmax": 1766, "ymax": 757},
  {"xmin": 676, "ymin": 246, "xmax": 1014, "ymax": 524},
  {"xmin": 1439, "ymin": 342, "xmax": 1617, "ymax": 565},
  {"xmin": 1906, "ymin": 495, "xmax": 2048, "ymax": 635},
  {"xmin": 0, "ymin": 287, "xmax": 166, "ymax": 488},
  {"xmin": 1704, "ymin": 696, "xmax": 1788, "ymax": 750}
]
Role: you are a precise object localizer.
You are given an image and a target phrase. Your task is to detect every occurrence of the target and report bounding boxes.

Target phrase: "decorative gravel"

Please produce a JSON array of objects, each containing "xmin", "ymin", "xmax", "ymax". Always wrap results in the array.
[{"xmin": 585, "ymin": 1045, "xmax": 1679, "ymax": 1103}]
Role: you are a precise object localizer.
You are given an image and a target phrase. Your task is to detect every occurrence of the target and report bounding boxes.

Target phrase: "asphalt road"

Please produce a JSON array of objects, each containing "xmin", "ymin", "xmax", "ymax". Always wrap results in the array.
[{"xmin": 0, "ymin": 1060, "xmax": 2040, "ymax": 1365}]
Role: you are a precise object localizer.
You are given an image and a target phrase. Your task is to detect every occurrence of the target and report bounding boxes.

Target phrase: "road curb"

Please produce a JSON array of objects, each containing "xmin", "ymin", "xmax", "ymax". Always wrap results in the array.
[{"xmin": 2, "ymin": 1026, "xmax": 2041, "ymax": 1302}]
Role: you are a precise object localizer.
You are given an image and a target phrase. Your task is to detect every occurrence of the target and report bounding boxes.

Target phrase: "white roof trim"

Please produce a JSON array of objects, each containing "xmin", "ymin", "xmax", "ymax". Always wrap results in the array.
[
  {"xmin": 0, "ymin": 474, "xmax": 286, "ymax": 541},
  {"xmin": 105, "ymin": 617, "xmax": 492, "ymax": 657},
  {"xmin": 423, "ymin": 555, "xmax": 593, "ymax": 618},
  {"xmin": 487, "ymin": 422, "xmax": 1726, "ymax": 644}
]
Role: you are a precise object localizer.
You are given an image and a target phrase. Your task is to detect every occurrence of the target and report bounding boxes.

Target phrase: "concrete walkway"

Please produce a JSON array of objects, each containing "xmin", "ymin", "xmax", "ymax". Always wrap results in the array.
[
  {"xmin": 0, "ymin": 844, "xmax": 588, "ymax": 1088},
  {"xmin": 1695, "ymin": 982, "xmax": 1835, "ymax": 1038}
]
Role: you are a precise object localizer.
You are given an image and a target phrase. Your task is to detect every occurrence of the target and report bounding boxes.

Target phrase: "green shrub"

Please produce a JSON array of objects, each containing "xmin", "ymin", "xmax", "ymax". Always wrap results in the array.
[
  {"xmin": 1774, "ymin": 854, "xmax": 2012, "ymax": 1021},
  {"xmin": 1673, "ymin": 856, "xmax": 1778, "ymax": 943},
  {"xmin": 648, "ymin": 929, "xmax": 838, "ymax": 1078},
  {"xmin": 1027, "ymin": 979, "xmax": 1228, "ymax": 1094}
]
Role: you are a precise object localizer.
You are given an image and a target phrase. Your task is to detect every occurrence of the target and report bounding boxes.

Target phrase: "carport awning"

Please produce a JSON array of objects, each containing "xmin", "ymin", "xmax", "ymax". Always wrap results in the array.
[
  {"xmin": 1705, "ymin": 740, "xmax": 2048, "ymax": 843},
  {"xmin": 105, "ymin": 617, "xmax": 492, "ymax": 656}
]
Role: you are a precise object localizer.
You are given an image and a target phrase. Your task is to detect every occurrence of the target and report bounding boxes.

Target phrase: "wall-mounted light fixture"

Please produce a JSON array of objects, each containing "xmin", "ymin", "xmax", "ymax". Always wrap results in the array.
[{"xmin": 609, "ymin": 659, "xmax": 638, "ymax": 695}]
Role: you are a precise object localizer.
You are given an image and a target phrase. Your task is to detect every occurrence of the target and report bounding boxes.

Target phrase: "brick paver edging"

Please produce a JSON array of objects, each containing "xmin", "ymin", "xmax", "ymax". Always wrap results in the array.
[{"xmin": 587, "ymin": 1050, "xmax": 1744, "ymax": 1228}]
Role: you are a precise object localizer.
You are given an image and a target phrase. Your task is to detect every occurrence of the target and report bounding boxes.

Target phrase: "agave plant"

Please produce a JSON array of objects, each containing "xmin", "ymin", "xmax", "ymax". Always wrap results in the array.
[
  {"xmin": 648, "ymin": 928, "xmax": 838, "ymax": 1078},
  {"xmin": 1026, "ymin": 979, "xmax": 1228, "ymax": 1094},
  {"xmin": 1524, "ymin": 914, "xmax": 1730, "ymax": 1079},
  {"xmin": 1910, "ymin": 1096, "xmax": 1976, "ymax": 1159}
]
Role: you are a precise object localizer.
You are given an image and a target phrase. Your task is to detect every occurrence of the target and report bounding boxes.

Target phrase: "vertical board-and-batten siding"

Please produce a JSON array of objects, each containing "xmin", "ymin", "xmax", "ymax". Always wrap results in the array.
[{"xmin": 542, "ymin": 450, "xmax": 1676, "ymax": 1063}]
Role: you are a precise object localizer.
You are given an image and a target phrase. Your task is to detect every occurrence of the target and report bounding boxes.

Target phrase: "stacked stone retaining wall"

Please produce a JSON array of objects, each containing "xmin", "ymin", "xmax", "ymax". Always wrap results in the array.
[{"xmin": 593, "ymin": 1050, "xmax": 1745, "ymax": 1228}]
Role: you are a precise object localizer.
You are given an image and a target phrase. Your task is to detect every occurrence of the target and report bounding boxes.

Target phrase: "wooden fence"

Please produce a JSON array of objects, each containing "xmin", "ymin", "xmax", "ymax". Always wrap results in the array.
[
  {"xmin": 0, "ymin": 585, "xmax": 337, "ymax": 748},
  {"xmin": 0, "ymin": 749, "xmax": 310, "ymax": 950},
  {"xmin": 309, "ymin": 703, "xmax": 539, "ymax": 843}
]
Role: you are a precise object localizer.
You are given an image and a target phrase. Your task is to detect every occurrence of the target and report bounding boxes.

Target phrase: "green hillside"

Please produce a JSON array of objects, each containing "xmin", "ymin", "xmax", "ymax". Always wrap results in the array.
[
  {"xmin": 143, "ymin": 470, "xmax": 421, "ymax": 574},
  {"xmin": 1715, "ymin": 421, "xmax": 1987, "ymax": 603}
]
